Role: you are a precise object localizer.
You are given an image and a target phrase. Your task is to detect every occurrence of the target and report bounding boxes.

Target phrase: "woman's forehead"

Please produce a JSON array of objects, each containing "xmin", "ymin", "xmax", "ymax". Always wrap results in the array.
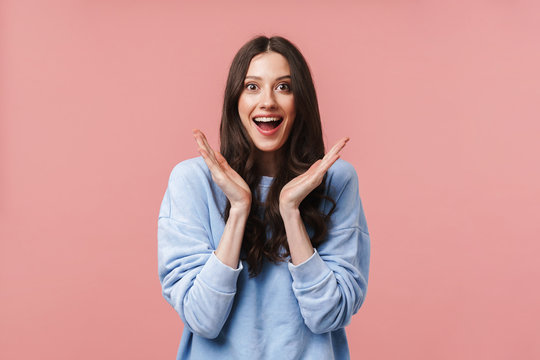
[{"xmin": 245, "ymin": 52, "xmax": 291, "ymax": 79}]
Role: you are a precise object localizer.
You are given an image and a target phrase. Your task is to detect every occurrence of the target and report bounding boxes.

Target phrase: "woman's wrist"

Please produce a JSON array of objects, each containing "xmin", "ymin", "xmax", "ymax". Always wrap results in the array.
[
  {"xmin": 230, "ymin": 202, "xmax": 251, "ymax": 218},
  {"xmin": 279, "ymin": 207, "xmax": 314, "ymax": 265},
  {"xmin": 279, "ymin": 202, "xmax": 300, "ymax": 217},
  {"xmin": 215, "ymin": 201, "xmax": 250, "ymax": 269}
]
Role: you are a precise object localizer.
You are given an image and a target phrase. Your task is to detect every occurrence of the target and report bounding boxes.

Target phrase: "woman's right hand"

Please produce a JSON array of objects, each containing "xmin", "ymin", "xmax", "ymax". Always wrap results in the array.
[{"xmin": 193, "ymin": 129, "xmax": 252, "ymax": 212}]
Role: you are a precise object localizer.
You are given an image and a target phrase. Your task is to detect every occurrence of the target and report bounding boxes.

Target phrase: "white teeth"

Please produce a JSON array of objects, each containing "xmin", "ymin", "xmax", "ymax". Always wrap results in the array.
[{"xmin": 253, "ymin": 117, "xmax": 281, "ymax": 122}]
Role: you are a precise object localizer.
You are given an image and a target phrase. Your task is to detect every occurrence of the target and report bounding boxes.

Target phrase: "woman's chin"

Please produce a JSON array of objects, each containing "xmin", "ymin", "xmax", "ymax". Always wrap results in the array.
[{"xmin": 253, "ymin": 142, "xmax": 285, "ymax": 154}]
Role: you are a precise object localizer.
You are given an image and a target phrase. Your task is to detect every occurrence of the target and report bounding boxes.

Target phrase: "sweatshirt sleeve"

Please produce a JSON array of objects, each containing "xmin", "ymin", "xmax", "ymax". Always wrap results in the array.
[
  {"xmin": 287, "ymin": 160, "xmax": 370, "ymax": 334},
  {"xmin": 157, "ymin": 161, "xmax": 242, "ymax": 339}
]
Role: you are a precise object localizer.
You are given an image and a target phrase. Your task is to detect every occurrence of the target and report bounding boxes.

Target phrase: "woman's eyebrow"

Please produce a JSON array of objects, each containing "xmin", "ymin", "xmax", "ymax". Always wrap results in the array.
[{"xmin": 245, "ymin": 75, "xmax": 291, "ymax": 80}]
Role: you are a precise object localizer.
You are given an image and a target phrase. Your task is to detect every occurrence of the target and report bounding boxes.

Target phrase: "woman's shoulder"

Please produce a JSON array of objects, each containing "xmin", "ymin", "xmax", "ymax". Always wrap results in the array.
[
  {"xmin": 167, "ymin": 156, "xmax": 212, "ymax": 189},
  {"xmin": 324, "ymin": 159, "xmax": 368, "ymax": 232},
  {"xmin": 326, "ymin": 158, "xmax": 358, "ymax": 190}
]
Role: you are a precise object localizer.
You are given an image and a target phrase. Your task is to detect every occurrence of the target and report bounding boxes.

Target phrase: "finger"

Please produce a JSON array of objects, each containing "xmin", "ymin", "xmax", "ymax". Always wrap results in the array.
[
  {"xmin": 198, "ymin": 147, "xmax": 222, "ymax": 175},
  {"xmin": 193, "ymin": 129, "xmax": 218, "ymax": 163},
  {"xmin": 194, "ymin": 131, "xmax": 222, "ymax": 174},
  {"xmin": 214, "ymin": 151, "xmax": 237, "ymax": 175},
  {"xmin": 329, "ymin": 137, "xmax": 349, "ymax": 155},
  {"xmin": 192, "ymin": 129, "xmax": 210, "ymax": 152},
  {"xmin": 215, "ymin": 152, "xmax": 251, "ymax": 191},
  {"xmin": 314, "ymin": 152, "xmax": 341, "ymax": 180},
  {"xmin": 320, "ymin": 138, "xmax": 347, "ymax": 169},
  {"xmin": 214, "ymin": 151, "xmax": 229, "ymax": 167},
  {"xmin": 200, "ymin": 134, "xmax": 219, "ymax": 164},
  {"xmin": 192, "ymin": 129, "xmax": 208, "ymax": 153},
  {"xmin": 324, "ymin": 137, "xmax": 349, "ymax": 161},
  {"xmin": 321, "ymin": 153, "xmax": 340, "ymax": 173},
  {"xmin": 303, "ymin": 159, "xmax": 327, "ymax": 185}
]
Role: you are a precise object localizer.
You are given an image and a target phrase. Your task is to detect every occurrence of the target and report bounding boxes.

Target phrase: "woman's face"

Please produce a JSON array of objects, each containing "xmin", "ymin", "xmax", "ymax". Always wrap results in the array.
[{"xmin": 238, "ymin": 51, "xmax": 296, "ymax": 154}]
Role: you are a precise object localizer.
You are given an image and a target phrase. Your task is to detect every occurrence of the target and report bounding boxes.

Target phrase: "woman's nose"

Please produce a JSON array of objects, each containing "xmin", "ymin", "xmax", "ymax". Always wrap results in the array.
[{"xmin": 260, "ymin": 89, "xmax": 277, "ymax": 109}]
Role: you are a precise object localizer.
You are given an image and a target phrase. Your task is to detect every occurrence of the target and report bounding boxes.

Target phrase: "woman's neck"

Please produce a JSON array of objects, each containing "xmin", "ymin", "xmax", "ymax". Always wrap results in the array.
[{"xmin": 254, "ymin": 148, "xmax": 282, "ymax": 177}]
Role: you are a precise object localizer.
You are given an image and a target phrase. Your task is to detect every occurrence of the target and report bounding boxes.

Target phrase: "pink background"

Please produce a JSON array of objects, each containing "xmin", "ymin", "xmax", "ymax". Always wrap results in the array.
[{"xmin": 1, "ymin": 1, "xmax": 539, "ymax": 359}]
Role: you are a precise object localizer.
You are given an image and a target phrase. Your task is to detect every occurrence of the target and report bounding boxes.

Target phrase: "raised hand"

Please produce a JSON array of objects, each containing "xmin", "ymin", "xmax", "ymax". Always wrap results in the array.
[
  {"xmin": 279, "ymin": 137, "xmax": 349, "ymax": 213},
  {"xmin": 193, "ymin": 129, "xmax": 252, "ymax": 212}
]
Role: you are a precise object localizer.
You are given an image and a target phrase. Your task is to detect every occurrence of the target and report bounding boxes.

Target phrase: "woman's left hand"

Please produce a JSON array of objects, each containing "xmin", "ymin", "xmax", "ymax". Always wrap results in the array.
[{"xmin": 279, "ymin": 137, "xmax": 349, "ymax": 213}]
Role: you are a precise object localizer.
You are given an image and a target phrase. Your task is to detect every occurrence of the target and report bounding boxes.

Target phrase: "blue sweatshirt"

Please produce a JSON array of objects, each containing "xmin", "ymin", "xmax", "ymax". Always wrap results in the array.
[{"xmin": 157, "ymin": 157, "xmax": 370, "ymax": 360}]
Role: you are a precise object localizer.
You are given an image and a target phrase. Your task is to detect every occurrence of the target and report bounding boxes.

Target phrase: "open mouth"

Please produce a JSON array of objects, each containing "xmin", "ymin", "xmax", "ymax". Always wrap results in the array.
[{"xmin": 252, "ymin": 116, "xmax": 283, "ymax": 131}]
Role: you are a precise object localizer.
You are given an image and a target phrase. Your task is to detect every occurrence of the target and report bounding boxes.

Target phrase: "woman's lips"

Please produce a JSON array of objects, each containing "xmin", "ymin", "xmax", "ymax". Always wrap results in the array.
[{"xmin": 252, "ymin": 117, "xmax": 283, "ymax": 136}]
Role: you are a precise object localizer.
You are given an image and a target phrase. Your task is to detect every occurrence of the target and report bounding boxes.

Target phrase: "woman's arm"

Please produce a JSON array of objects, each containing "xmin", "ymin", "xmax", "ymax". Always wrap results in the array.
[
  {"xmin": 193, "ymin": 129, "xmax": 251, "ymax": 268},
  {"xmin": 157, "ymin": 130, "xmax": 251, "ymax": 339},
  {"xmin": 279, "ymin": 137, "xmax": 348, "ymax": 265},
  {"xmin": 158, "ymin": 162, "xmax": 244, "ymax": 339},
  {"xmin": 279, "ymin": 139, "xmax": 371, "ymax": 334}
]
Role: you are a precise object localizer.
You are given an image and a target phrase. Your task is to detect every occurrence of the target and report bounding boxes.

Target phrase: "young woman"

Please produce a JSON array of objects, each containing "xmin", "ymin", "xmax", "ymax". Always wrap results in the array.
[{"xmin": 158, "ymin": 36, "xmax": 370, "ymax": 359}]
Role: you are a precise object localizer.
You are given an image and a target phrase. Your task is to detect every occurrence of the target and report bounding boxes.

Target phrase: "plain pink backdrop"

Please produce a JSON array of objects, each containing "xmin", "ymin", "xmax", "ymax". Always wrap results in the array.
[{"xmin": 1, "ymin": 1, "xmax": 539, "ymax": 359}]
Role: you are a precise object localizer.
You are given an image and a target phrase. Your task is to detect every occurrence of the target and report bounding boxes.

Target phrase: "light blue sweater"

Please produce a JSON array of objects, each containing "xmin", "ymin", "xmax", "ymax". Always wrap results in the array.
[{"xmin": 157, "ymin": 157, "xmax": 370, "ymax": 360}]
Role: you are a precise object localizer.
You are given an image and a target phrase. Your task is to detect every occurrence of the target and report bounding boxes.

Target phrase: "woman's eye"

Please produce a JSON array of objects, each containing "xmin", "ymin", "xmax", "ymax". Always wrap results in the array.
[
  {"xmin": 277, "ymin": 83, "xmax": 291, "ymax": 91},
  {"xmin": 245, "ymin": 83, "xmax": 258, "ymax": 91}
]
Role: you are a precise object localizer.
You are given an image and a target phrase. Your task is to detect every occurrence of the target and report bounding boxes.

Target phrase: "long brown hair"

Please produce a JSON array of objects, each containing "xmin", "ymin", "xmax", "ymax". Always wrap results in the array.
[{"xmin": 220, "ymin": 36, "xmax": 335, "ymax": 277}]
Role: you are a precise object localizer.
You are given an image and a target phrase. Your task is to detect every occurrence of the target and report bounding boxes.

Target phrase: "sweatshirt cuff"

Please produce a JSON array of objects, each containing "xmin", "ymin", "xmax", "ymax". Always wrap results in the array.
[
  {"xmin": 197, "ymin": 251, "xmax": 243, "ymax": 294},
  {"xmin": 288, "ymin": 249, "xmax": 332, "ymax": 289}
]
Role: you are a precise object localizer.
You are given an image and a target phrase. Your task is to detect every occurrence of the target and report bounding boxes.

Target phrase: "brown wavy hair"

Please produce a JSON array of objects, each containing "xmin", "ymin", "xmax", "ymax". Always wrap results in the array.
[{"xmin": 220, "ymin": 36, "xmax": 335, "ymax": 277}]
